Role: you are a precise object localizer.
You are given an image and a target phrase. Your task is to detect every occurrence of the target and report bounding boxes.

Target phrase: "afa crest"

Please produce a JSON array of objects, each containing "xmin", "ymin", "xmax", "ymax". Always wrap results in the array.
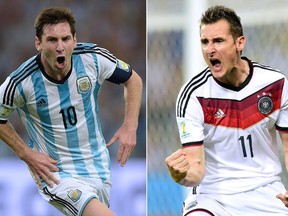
[
  {"xmin": 67, "ymin": 189, "xmax": 82, "ymax": 203},
  {"xmin": 76, "ymin": 76, "xmax": 91, "ymax": 94}
]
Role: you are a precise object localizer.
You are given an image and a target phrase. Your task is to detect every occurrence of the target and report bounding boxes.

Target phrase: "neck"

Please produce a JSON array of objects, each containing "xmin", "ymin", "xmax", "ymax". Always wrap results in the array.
[{"xmin": 226, "ymin": 58, "xmax": 250, "ymax": 87}]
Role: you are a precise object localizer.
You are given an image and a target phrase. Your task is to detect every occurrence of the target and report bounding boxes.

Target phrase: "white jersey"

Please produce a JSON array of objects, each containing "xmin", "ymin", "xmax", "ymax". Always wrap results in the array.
[
  {"xmin": 176, "ymin": 57, "xmax": 288, "ymax": 194},
  {"xmin": 0, "ymin": 42, "xmax": 132, "ymax": 187}
]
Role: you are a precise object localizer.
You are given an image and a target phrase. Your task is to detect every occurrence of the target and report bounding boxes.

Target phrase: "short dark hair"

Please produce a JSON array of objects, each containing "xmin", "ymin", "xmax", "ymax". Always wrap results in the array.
[
  {"xmin": 34, "ymin": 7, "xmax": 76, "ymax": 40},
  {"xmin": 200, "ymin": 5, "xmax": 243, "ymax": 40}
]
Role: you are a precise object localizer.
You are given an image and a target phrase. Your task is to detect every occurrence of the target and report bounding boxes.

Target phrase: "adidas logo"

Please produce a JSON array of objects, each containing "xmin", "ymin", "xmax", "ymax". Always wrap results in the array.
[
  {"xmin": 36, "ymin": 98, "xmax": 47, "ymax": 107},
  {"xmin": 214, "ymin": 109, "xmax": 226, "ymax": 119}
]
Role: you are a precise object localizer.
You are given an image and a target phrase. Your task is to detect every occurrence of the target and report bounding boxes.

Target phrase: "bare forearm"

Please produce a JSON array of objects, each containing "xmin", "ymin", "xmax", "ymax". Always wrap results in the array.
[
  {"xmin": 106, "ymin": 70, "xmax": 142, "ymax": 166},
  {"xmin": 285, "ymin": 146, "xmax": 288, "ymax": 172},
  {"xmin": 166, "ymin": 148, "xmax": 205, "ymax": 187},
  {"xmin": 0, "ymin": 121, "xmax": 60, "ymax": 187},
  {"xmin": 279, "ymin": 131, "xmax": 288, "ymax": 172},
  {"xmin": 177, "ymin": 166, "xmax": 205, "ymax": 187},
  {"xmin": 0, "ymin": 121, "xmax": 29, "ymax": 160},
  {"xmin": 123, "ymin": 70, "xmax": 142, "ymax": 129}
]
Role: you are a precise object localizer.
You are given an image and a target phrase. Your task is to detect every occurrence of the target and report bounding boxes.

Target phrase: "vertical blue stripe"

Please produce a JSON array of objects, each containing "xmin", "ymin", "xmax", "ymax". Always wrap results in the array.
[
  {"xmin": 57, "ymin": 78, "xmax": 89, "ymax": 176},
  {"xmin": 74, "ymin": 54, "xmax": 108, "ymax": 181},
  {"xmin": 30, "ymin": 72, "xmax": 64, "ymax": 176},
  {"xmin": 92, "ymin": 52, "xmax": 111, "ymax": 179},
  {"xmin": 16, "ymin": 83, "xmax": 37, "ymax": 150}
]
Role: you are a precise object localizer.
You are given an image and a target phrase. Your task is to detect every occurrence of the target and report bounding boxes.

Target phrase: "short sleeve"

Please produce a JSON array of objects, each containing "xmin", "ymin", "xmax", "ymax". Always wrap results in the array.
[
  {"xmin": 0, "ymin": 77, "xmax": 16, "ymax": 122},
  {"xmin": 176, "ymin": 85, "xmax": 205, "ymax": 145},
  {"xmin": 276, "ymin": 77, "xmax": 288, "ymax": 130}
]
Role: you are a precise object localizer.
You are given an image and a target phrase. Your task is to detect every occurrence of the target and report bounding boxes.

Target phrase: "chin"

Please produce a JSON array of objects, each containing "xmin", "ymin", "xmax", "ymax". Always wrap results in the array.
[{"xmin": 211, "ymin": 70, "xmax": 223, "ymax": 78}]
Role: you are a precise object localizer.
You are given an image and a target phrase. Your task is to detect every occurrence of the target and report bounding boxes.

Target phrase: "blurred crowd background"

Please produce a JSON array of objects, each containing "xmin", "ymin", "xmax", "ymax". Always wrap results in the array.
[
  {"xmin": 148, "ymin": 0, "xmax": 288, "ymax": 215},
  {"xmin": 0, "ymin": 0, "xmax": 146, "ymax": 159},
  {"xmin": 0, "ymin": 0, "xmax": 146, "ymax": 216},
  {"xmin": 2, "ymin": 0, "xmax": 288, "ymax": 216}
]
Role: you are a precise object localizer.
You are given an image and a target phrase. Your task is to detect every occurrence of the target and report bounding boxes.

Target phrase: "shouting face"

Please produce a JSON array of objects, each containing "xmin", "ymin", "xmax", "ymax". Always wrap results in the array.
[
  {"xmin": 200, "ymin": 19, "xmax": 245, "ymax": 85},
  {"xmin": 35, "ymin": 22, "xmax": 77, "ymax": 80}
]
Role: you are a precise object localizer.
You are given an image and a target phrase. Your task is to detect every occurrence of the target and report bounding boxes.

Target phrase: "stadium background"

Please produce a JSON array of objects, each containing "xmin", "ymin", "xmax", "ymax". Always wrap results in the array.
[
  {"xmin": 0, "ymin": 1, "xmax": 146, "ymax": 216},
  {"xmin": 148, "ymin": 0, "xmax": 288, "ymax": 216}
]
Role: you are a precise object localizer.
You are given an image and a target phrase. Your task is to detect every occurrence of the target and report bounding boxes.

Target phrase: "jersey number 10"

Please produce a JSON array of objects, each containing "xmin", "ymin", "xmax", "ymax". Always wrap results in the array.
[{"xmin": 59, "ymin": 106, "xmax": 78, "ymax": 129}]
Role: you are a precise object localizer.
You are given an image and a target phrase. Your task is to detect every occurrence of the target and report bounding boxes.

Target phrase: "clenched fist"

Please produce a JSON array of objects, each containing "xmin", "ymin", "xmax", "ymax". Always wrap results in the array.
[{"xmin": 165, "ymin": 149, "xmax": 190, "ymax": 183}]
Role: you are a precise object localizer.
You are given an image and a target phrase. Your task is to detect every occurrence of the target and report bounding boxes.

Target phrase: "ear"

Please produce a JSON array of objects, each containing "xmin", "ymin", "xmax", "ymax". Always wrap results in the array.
[
  {"xmin": 73, "ymin": 33, "xmax": 77, "ymax": 48},
  {"xmin": 35, "ymin": 36, "xmax": 42, "ymax": 51},
  {"xmin": 236, "ymin": 36, "xmax": 246, "ymax": 52}
]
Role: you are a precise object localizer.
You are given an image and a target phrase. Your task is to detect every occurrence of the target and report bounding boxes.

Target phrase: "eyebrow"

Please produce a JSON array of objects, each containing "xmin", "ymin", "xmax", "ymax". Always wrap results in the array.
[
  {"xmin": 201, "ymin": 36, "xmax": 225, "ymax": 42},
  {"xmin": 45, "ymin": 35, "xmax": 72, "ymax": 40}
]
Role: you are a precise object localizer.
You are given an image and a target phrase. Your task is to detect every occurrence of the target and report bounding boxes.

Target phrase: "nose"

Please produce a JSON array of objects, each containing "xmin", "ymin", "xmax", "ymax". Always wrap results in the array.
[
  {"xmin": 206, "ymin": 42, "xmax": 216, "ymax": 57},
  {"xmin": 56, "ymin": 40, "xmax": 64, "ymax": 52}
]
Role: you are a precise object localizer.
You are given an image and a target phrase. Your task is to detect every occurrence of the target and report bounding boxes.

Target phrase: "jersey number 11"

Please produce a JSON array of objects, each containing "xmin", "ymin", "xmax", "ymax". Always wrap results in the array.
[{"xmin": 238, "ymin": 135, "xmax": 254, "ymax": 158}]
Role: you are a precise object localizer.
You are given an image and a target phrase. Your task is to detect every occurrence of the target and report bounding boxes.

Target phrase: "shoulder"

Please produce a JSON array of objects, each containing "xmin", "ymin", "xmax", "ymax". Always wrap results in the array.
[
  {"xmin": 73, "ymin": 42, "xmax": 97, "ymax": 53},
  {"xmin": 1, "ymin": 55, "xmax": 39, "ymax": 107},
  {"xmin": 249, "ymin": 60, "xmax": 288, "ymax": 92},
  {"xmin": 251, "ymin": 60, "xmax": 285, "ymax": 78},
  {"xmin": 178, "ymin": 67, "xmax": 212, "ymax": 97},
  {"xmin": 73, "ymin": 42, "xmax": 116, "ymax": 62},
  {"xmin": 176, "ymin": 67, "xmax": 212, "ymax": 117},
  {"xmin": 9, "ymin": 55, "xmax": 39, "ymax": 81}
]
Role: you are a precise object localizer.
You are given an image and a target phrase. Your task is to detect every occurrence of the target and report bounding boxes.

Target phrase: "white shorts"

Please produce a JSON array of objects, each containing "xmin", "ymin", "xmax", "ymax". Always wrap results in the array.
[
  {"xmin": 39, "ymin": 177, "xmax": 111, "ymax": 216},
  {"xmin": 183, "ymin": 180, "xmax": 288, "ymax": 216}
]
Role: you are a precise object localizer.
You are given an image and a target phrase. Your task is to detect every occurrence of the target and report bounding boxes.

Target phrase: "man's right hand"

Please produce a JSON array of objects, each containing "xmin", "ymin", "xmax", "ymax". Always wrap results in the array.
[
  {"xmin": 21, "ymin": 148, "xmax": 60, "ymax": 188},
  {"xmin": 165, "ymin": 149, "xmax": 190, "ymax": 183}
]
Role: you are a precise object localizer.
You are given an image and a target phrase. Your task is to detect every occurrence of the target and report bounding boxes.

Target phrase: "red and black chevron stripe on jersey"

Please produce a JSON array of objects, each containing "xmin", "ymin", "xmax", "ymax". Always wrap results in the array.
[{"xmin": 197, "ymin": 78, "xmax": 284, "ymax": 129}]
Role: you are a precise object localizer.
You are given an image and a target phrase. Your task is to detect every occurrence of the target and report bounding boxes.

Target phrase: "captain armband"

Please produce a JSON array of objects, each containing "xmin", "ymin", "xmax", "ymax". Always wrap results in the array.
[{"xmin": 107, "ymin": 59, "xmax": 132, "ymax": 84}]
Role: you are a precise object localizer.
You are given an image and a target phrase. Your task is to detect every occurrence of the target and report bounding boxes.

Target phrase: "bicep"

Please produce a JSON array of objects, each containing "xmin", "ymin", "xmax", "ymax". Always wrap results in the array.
[
  {"xmin": 279, "ymin": 131, "xmax": 288, "ymax": 170},
  {"xmin": 279, "ymin": 131, "xmax": 288, "ymax": 148}
]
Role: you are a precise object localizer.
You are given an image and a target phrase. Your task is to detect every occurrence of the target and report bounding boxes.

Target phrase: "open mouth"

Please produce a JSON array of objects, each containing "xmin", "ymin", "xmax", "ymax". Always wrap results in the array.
[
  {"xmin": 209, "ymin": 58, "xmax": 222, "ymax": 72},
  {"xmin": 210, "ymin": 59, "xmax": 221, "ymax": 66},
  {"xmin": 57, "ymin": 56, "xmax": 65, "ymax": 64}
]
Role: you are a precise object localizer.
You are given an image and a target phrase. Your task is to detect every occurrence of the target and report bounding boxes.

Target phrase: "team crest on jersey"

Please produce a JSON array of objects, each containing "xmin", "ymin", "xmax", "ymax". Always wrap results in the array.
[
  {"xmin": 258, "ymin": 95, "xmax": 273, "ymax": 114},
  {"xmin": 76, "ymin": 76, "xmax": 91, "ymax": 94},
  {"xmin": 67, "ymin": 189, "xmax": 82, "ymax": 203}
]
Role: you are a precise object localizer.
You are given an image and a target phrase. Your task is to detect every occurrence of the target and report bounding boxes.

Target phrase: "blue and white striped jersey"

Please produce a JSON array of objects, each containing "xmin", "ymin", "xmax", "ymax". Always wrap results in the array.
[{"xmin": 0, "ymin": 42, "xmax": 132, "ymax": 186}]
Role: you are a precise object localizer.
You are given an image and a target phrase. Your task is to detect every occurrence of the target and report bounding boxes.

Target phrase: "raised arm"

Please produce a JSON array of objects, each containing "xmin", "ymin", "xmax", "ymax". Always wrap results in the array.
[{"xmin": 165, "ymin": 145, "xmax": 205, "ymax": 187}]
